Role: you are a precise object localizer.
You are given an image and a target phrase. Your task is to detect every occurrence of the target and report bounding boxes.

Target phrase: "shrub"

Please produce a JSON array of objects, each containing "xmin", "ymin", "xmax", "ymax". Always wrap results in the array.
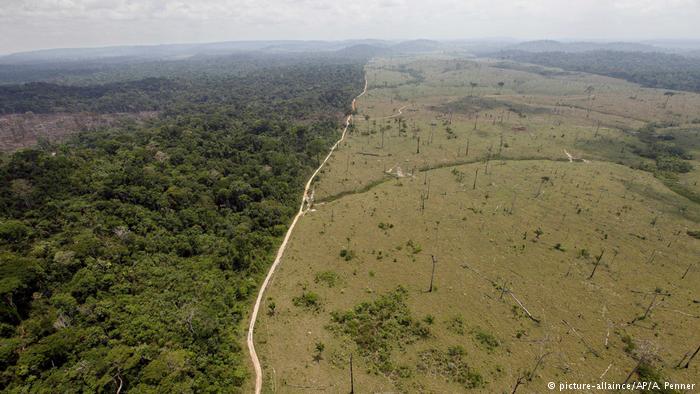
[
  {"xmin": 406, "ymin": 240, "xmax": 422, "ymax": 254},
  {"xmin": 339, "ymin": 249, "xmax": 355, "ymax": 261},
  {"xmin": 293, "ymin": 292, "xmax": 321, "ymax": 311},
  {"xmin": 378, "ymin": 222, "xmax": 394, "ymax": 230},
  {"xmin": 473, "ymin": 329, "xmax": 500, "ymax": 352},
  {"xmin": 417, "ymin": 348, "xmax": 484, "ymax": 389},
  {"xmin": 446, "ymin": 316, "xmax": 466, "ymax": 335},
  {"xmin": 314, "ymin": 271, "xmax": 340, "ymax": 287}
]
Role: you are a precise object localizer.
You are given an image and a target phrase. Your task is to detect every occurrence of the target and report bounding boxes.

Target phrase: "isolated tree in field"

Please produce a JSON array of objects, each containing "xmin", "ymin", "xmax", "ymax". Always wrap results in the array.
[
  {"xmin": 497, "ymin": 81, "xmax": 505, "ymax": 93},
  {"xmin": 629, "ymin": 288, "xmax": 668, "ymax": 324},
  {"xmin": 534, "ymin": 176, "xmax": 551, "ymax": 198},
  {"xmin": 584, "ymin": 86, "xmax": 595, "ymax": 117},
  {"xmin": 470, "ymin": 82, "xmax": 477, "ymax": 96},
  {"xmin": 484, "ymin": 144, "xmax": 493, "ymax": 174},
  {"xmin": 663, "ymin": 91, "xmax": 675, "ymax": 108},
  {"xmin": 380, "ymin": 126, "xmax": 386, "ymax": 148},
  {"xmin": 313, "ymin": 342, "xmax": 325, "ymax": 362},
  {"xmin": 498, "ymin": 132, "xmax": 504, "ymax": 156}
]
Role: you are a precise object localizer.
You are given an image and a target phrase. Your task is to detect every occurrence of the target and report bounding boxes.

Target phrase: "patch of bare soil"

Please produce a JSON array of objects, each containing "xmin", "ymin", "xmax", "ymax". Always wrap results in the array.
[{"xmin": 0, "ymin": 111, "xmax": 158, "ymax": 152}]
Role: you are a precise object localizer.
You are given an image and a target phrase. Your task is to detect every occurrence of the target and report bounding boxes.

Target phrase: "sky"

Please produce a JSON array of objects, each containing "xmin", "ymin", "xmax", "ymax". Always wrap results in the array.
[{"xmin": 1, "ymin": 0, "xmax": 699, "ymax": 54}]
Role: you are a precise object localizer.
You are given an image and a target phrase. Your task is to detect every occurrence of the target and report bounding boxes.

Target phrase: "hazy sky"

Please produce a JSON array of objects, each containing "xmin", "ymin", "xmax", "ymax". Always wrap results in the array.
[{"xmin": 1, "ymin": 0, "xmax": 699, "ymax": 54}]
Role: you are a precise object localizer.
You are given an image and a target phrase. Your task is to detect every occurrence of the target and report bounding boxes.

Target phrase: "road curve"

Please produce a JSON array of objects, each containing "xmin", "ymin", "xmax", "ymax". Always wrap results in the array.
[
  {"xmin": 247, "ymin": 76, "xmax": 368, "ymax": 394},
  {"xmin": 380, "ymin": 104, "xmax": 408, "ymax": 119}
]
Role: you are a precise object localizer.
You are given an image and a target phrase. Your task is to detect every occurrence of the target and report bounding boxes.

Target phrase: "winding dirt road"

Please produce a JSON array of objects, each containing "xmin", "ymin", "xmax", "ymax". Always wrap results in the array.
[
  {"xmin": 246, "ymin": 77, "xmax": 368, "ymax": 394},
  {"xmin": 380, "ymin": 104, "xmax": 408, "ymax": 119}
]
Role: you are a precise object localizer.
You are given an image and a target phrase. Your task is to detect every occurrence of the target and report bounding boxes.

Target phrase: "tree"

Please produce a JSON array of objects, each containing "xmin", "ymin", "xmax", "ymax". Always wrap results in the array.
[{"xmin": 663, "ymin": 91, "xmax": 675, "ymax": 108}]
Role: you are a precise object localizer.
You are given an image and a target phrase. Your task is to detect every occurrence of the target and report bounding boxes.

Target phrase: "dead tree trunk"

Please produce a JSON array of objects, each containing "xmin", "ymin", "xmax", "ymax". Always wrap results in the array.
[
  {"xmin": 428, "ymin": 255, "xmax": 437, "ymax": 292},
  {"xmin": 642, "ymin": 292, "xmax": 659, "ymax": 320},
  {"xmin": 528, "ymin": 352, "xmax": 550, "ymax": 380},
  {"xmin": 349, "ymin": 353, "xmax": 354, "ymax": 394},
  {"xmin": 588, "ymin": 249, "xmax": 605, "ymax": 279},
  {"xmin": 681, "ymin": 344, "xmax": 700, "ymax": 369},
  {"xmin": 623, "ymin": 358, "xmax": 643, "ymax": 384},
  {"xmin": 511, "ymin": 375, "xmax": 526, "ymax": 394},
  {"xmin": 681, "ymin": 263, "xmax": 693, "ymax": 279},
  {"xmin": 473, "ymin": 168, "xmax": 479, "ymax": 190}
]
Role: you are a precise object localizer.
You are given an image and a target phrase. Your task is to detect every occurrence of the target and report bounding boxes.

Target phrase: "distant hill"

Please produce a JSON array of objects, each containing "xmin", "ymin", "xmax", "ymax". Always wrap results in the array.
[
  {"xmin": 0, "ymin": 42, "xmax": 281, "ymax": 64},
  {"xmin": 506, "ymin": 40, "xmax": 662, "ymax": 53},
  {"xmin": 390, "ymin": 39, "xmax": 444, "ymax": 53},
  {"xmin": 334, "ymin": 44, "xmax": 391, "ymax": 59},
  {"xmin": 6, "ymin": 39, "xmax": 698, "ymax": 67},
  {"xmin": 0, "ymin": 40, "xmax": 397, "ymax": 65},
  {"xmin": 686, "ymin": 49, "xmax": 700, "ymax": 59}
]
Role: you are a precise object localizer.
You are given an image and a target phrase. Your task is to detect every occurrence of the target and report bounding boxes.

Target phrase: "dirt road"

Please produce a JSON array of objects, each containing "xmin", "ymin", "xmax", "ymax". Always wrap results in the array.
[{"xmin": 246, "ymin": 77, "xmax": 368, "ymax": 394}]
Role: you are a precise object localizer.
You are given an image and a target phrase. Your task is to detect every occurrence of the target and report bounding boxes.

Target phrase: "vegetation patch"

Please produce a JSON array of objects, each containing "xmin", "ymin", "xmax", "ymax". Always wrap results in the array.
[
  {"xmin": 433, "ymin": 96, "xmax": 550, "ymax": 117},
  {"xmin": 327, "ymin": 286, "xmax": 430, "ymax": 375},
  {"xmin": 416, "ymin": 347, "xmax": 484, "ymax": 389},
  {"xmin": 314, "ymin": 271, "xmax": 341, "ymax": 288},
  {"xmin": 339, "ymin": 248, "xmax": 356, "ymax": 261},
  {"xmin": 446, "ymin": 316, "xmax": 466, "ymax": 335},
  {"xmin": 293, "ymin": 292, "xmax": 322, "ymax": 312},
  {"xmin": 472, "ymin": 328, "xmax": 500, "ymax": 352}
]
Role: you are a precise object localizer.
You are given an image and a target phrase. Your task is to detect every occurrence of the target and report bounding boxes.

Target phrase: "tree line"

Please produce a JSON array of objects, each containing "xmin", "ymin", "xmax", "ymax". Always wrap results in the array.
[{"xmin": 496, "ymin": 50, "xmax": 700, "ymax": 93}]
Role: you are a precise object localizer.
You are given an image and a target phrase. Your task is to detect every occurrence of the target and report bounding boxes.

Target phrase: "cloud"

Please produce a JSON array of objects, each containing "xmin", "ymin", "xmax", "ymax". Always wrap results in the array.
[{"xmin": 1, "ymin": 0, "xmax": 699, "ymax": 54}]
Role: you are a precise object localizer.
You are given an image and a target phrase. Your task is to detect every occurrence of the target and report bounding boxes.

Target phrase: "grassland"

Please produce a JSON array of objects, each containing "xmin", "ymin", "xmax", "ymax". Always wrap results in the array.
[{"xmin": 253, "ymin": 56, "xmax": 700, "ymax": 393}]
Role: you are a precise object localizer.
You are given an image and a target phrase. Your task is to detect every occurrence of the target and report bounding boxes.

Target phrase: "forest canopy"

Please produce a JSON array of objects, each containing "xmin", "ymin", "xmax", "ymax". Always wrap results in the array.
[{"xmin": 0, "ymin": 55, "xmax": 364, "ymax": 392}]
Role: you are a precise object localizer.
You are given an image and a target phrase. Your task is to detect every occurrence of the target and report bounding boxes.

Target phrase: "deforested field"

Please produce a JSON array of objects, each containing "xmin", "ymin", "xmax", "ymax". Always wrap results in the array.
[{"xmin": 255, "ymin": 55, "xmax": 700, "ymax": 393}]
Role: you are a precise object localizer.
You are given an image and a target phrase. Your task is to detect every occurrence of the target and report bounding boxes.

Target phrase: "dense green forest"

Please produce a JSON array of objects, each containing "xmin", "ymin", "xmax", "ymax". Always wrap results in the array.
[
  {"xmin": 495, "ymin": 50, "xmax": 700, "ymax": 92},
  {"xmin": 0, "ymin": 57, "xmax": 364, "ymax": 392},
  {"xmin": 0, "ymin": 59, "xmax": 361, "ymax": 116}
]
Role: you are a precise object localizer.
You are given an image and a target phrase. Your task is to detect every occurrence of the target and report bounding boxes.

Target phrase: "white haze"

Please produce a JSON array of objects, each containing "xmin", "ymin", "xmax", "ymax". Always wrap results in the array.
[{"xmin": 1, "ymin": 0, "xmax": 699, "ymax": 54}]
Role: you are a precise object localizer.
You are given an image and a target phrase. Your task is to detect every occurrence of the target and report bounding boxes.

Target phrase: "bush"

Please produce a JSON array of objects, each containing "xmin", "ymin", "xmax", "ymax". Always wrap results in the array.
[
  {"xmin": 314, "ymin": 271, "xmax": 340, "ymax": 287},
  {"xmin": 446, "ymin": 316, "xmax": 465, "ymax": 335},
  {"xmin": 339, "ymin": 248, "xmax": 355, "ymax": 261},
  {"xmin": 473, "ymin": 329, "xmax": 500, "ymax": 352},
  {"xmin": 417, "ymin": 348, "xmax": 484, "ymax": 389},
  {"xmin": 293, "ymin": 292, "xmax": 321, "ymax": 311},
  {"xmin": 0, "ymin": 220, "xmax": 32, "ymax": 246},
  {"xmin": 656, "ymin": 155, "xmax": 693, "ymax": 173}
]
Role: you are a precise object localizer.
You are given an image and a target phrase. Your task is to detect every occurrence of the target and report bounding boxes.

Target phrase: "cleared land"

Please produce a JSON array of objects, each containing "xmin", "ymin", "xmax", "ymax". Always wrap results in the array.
[
  {"xmin": 0, "ymin": 111, "xmax": 157, "ymax": 151},
  {"xmin": 254, "ymin": 56, "xmax": 700, "ymax": 393}
]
